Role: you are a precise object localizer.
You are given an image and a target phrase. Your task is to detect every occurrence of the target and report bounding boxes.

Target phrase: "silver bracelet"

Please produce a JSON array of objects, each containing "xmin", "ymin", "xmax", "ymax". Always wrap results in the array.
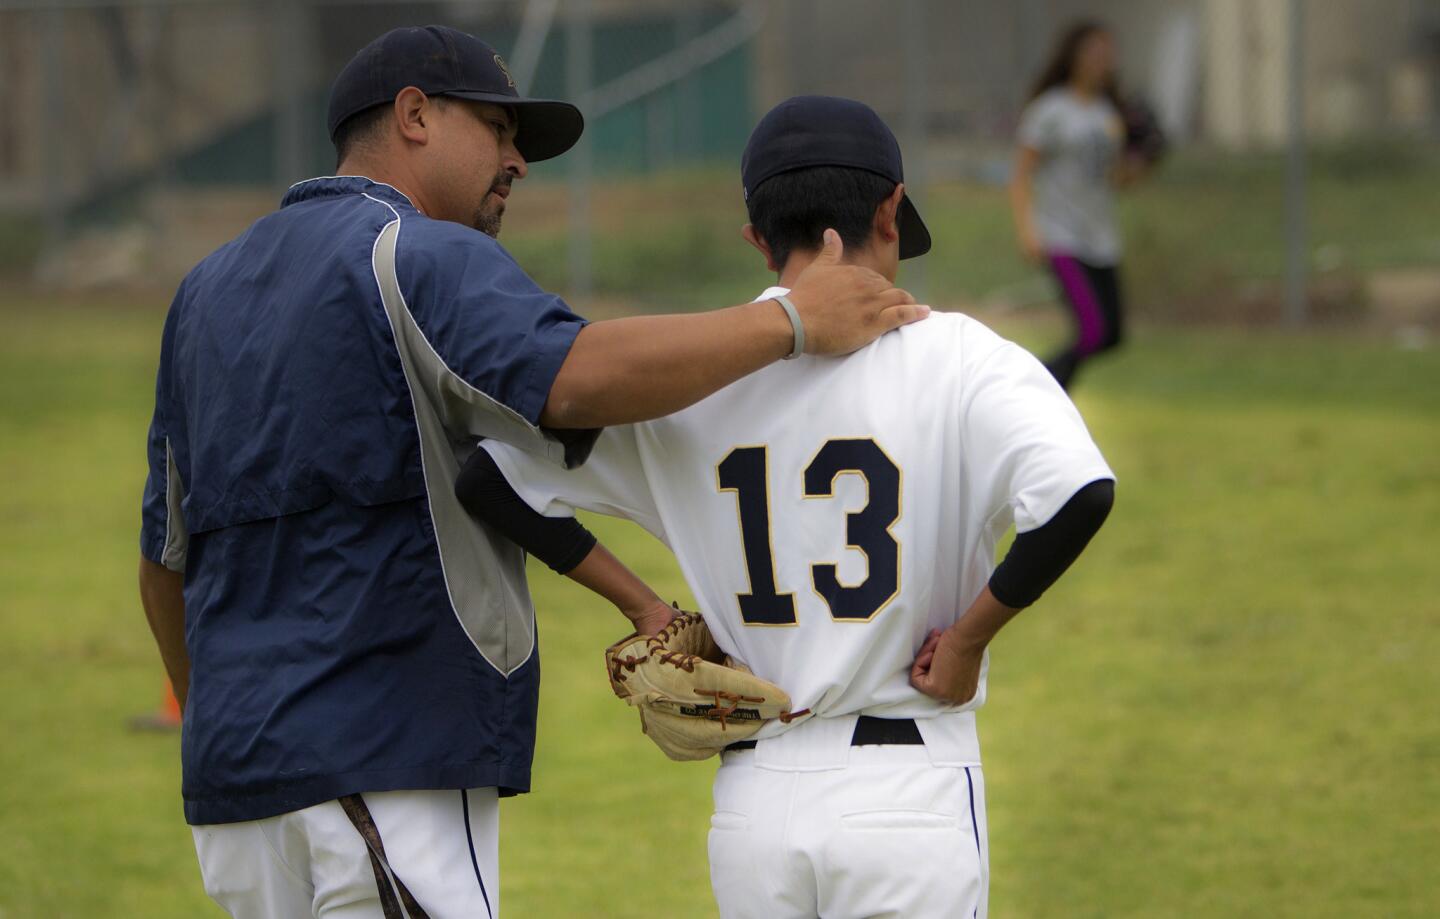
[{"xmin": 771, "ymin": 295, "xmax": 805, "ymax": 360}]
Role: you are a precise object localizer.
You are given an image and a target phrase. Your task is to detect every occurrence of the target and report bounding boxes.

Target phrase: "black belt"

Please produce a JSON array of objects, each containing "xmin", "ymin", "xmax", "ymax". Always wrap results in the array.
[{"xmin": 725, "ymin": 716, "xmax": 923, "ymax": 753}]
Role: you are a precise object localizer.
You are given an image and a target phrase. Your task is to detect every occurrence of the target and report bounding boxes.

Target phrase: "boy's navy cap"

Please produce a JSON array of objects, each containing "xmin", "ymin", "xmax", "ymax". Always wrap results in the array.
[
  {"xmin": 327, "ymin": 26, "xmax": 584, "ymax": 163},
  {"xmin": 742, "ymin": 95, "xmax": 931, "ymax": 259}
]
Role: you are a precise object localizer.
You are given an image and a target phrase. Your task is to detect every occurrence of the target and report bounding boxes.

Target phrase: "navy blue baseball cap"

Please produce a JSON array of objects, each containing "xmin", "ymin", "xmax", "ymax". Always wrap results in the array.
[
  {"xmin": 742, "ymin": 96, "xmax": 931, "ymax": 259},
  {"xmin": 327, "ymin": 26, "xmax": 584, "ymax": 163}
]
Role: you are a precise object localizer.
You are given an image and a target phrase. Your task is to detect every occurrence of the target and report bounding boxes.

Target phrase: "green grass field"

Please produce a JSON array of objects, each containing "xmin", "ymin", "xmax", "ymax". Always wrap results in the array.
[{"xmin": 1, "ymin": 293, "xmax": 1437, "ymax": 917}]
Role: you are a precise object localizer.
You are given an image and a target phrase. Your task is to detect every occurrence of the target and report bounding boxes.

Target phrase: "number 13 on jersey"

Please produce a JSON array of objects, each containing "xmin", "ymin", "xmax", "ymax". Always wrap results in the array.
[{"xmin": 716, "ymin": 439, "xmax": 901, "ymax": 626}]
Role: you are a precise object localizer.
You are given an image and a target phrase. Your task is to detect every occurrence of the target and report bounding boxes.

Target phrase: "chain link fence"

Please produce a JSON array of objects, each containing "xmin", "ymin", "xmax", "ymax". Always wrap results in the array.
[{"xmin": 2, "ymin": 0, "xmax": 1438, "ymax": 325}]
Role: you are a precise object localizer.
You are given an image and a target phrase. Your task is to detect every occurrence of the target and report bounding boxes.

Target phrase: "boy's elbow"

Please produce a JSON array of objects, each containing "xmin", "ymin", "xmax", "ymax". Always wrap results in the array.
[{"xmin": 1080, "ymin": 478, "xmax": 1116, "ymax": 530}]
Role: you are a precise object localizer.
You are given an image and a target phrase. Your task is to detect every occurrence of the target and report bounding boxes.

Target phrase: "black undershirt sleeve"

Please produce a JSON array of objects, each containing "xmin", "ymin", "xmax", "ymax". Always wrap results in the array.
[
  {"xmin": 455, "ymin": 446, "xmax": 597, "ymax": 575},
  {"xmin": 988, "ymin": 478, "xmax": 1115, "ymax": 609}
]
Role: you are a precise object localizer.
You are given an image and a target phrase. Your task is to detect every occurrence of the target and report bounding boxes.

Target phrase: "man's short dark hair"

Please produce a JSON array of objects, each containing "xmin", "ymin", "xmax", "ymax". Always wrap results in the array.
[
  {"xmin": 332, "ymin": 97, "xmax": 454, "ymax": 167},
  {"xmin": 745, "ymin": 166, "xmax": 897, "ymax": 268},
  {"xmin": 332, "ymin": 104, "xmax": 390, "ymax": 167}
]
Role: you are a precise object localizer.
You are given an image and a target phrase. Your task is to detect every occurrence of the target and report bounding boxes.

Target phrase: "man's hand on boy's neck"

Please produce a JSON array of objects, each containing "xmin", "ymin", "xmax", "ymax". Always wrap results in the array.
[{"xmin": 777, "ymin": 240, "xmax": 893, "ymax": 289}]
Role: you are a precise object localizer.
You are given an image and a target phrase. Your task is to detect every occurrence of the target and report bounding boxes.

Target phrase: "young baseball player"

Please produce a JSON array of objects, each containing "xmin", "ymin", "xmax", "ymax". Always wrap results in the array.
[{"xmin": 458, "ymin": 96, "xmax": 1115, "ymax": 917}]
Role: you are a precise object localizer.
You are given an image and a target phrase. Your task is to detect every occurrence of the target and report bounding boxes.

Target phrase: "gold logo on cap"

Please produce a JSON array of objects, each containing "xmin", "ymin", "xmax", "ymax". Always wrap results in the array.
[{"xmin": 494, "ymin": 53, "xmax": 516, "ymax": 88}]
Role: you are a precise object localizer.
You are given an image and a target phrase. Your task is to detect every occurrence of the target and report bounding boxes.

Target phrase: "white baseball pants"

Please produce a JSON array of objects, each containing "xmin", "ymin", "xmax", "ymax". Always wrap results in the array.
[
  {"xmin": 191, "ymin": 786, "xmax": 499, "ymax": 918},
  {"xmin": 708, "ymin": 723, "xmax": 988, "ymax": 918}
]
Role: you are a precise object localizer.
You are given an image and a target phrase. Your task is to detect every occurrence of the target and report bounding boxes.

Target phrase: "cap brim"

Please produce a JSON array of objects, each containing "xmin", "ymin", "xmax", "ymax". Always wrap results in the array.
[
  {"xmin": 898, "ymin": 194, "xmax": 931, "ymax": 260},
  {"xmin": 444, "ymin": 92, "xmax": 585, "ymax": 163}
]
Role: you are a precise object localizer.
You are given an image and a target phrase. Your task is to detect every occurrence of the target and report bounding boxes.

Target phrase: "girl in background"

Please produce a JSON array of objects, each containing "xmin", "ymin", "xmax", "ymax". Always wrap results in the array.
[{"xmin": 1010, "ymin": 21, "xmax": 1154, "ymax": 389}]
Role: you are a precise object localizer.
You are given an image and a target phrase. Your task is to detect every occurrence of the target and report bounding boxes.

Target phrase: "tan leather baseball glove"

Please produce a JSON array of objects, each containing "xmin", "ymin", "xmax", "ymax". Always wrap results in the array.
[{"xmin": 604, "ymin": 612, "xmax": 804, "ymax": 761}]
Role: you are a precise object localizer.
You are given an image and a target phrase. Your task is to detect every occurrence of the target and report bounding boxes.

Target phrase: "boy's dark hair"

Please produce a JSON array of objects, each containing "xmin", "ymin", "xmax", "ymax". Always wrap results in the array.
[{"xmin": 745, "ymin": 166, "xmax": 897, "ymax": 268}]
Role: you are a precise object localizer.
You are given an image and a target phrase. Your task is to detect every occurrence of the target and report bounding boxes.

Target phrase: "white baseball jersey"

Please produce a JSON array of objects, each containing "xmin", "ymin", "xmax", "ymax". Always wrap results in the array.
[{"xmin": 484, "ymin": 287, "xmax": 1113, "ymax": 746}]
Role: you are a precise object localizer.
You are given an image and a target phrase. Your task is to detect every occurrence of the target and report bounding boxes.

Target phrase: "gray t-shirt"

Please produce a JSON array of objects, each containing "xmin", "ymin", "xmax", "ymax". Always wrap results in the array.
[{"xmin": 1018, "ymin": 88, "xmax": 1124, "ymax": 265}]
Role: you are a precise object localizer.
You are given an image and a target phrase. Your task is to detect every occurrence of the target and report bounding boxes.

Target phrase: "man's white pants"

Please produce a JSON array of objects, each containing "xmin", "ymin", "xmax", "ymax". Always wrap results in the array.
[
  {"xmin": 708, "ymin": 723, "xmax": 988, "ymax": 919},
  {"xmin": 192, "ymin": 787, "xmax": 499, "ymax": 918}
]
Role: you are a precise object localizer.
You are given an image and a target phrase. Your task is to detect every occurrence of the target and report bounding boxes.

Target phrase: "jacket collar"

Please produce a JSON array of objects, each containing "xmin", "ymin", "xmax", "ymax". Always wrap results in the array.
[{"xmin": 281, "ymin": 175, "xmax": 418, "ymax": 212}]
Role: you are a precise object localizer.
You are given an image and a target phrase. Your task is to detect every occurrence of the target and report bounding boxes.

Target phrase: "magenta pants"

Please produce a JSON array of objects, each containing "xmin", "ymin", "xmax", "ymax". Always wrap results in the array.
[{"xmin": 1044, "ymin": 253, "xmax": 1124, "ymax": 390}]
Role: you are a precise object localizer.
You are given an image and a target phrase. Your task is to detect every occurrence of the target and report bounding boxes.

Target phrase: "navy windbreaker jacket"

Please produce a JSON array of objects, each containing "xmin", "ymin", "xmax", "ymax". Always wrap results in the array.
[{"xmin": 140, "ymin": 176, "xmax": 595, "ymax": 825}]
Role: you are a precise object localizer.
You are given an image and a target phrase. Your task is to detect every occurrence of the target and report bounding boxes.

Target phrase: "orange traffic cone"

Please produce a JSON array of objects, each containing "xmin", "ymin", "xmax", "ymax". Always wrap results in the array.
[{"xmin": 128, "ymin": 679, "xmax": 183, "ymax": 733}]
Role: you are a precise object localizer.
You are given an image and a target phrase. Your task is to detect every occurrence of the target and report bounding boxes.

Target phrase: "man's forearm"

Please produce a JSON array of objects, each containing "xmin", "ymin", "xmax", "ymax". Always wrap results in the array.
[
  {"xmin": 541, "ymin": 300, "xmax": 791, "ymax": 429},
  {"xmin": 138, "ymin": 557, "xmax": 190, "ymax": 708},
  {"xmin": 541, "ymin": 232, "xmax": 926, "ymax": 429}
]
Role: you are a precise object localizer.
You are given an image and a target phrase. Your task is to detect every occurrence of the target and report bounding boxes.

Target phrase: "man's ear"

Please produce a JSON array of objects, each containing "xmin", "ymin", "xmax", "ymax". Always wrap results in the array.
[
  {"xmin": 875, "ymin": 183, "xmax": 905, "ymax": 245},
  {"xmin": 394, "ymin": 86, "xmax": 431, "ymax": 145},
  {"xmin": 741, "ymin": 224, "xmax": 780, "ymax": 273}
]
